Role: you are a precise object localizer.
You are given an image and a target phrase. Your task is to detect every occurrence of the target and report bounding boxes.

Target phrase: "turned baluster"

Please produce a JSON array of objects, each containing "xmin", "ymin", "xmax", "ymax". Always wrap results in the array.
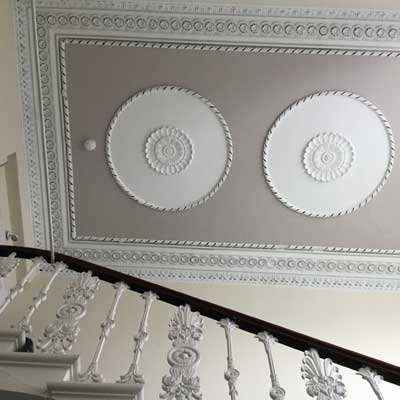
[
  {"xmin": 218, "ymin": 318, "xmax": 240, "ymax": 400},
  {"xmin": 119, "ymin": 291, "xmax": 157, "ymax": 385},
  {"xmin": 79, "ymin": 281, "xmax": 127, "ymax": 382},
  {"xmin": 0, "ymin": 257, "xmax": 43, "ymax": 315},
  {"xmin": 12, "ymin": 261, "xmax": 65, "ymax": 335},
  {"xmin": 358, "ymin": 367, "xmax": 385, "ymax": 400},
  {"xmin": 257, "ymin": 332, "xmax": 286, "ymax": 400}
]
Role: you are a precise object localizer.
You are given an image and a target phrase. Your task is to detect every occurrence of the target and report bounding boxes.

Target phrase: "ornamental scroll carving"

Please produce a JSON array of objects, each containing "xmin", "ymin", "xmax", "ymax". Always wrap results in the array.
[
  {"xmin": 160, "ymin": 304, "xmax": 204, "ymax": 400},
  {"xmin": 37, "ymin": 271, "xmax": 100, "ymax": 354}
]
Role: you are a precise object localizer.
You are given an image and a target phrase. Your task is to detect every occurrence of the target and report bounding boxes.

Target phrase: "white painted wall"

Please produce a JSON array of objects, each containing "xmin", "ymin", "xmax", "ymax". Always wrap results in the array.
[{"xmin": 0, "ymin": 0, "xmax": 32, "ymax": 246}]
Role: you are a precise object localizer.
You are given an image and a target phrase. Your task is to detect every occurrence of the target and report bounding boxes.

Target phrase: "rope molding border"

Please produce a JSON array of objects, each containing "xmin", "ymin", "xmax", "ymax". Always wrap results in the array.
[
  {"xmin": 263, "ymin": 90, "xmax": 396, "ymax": 218},
  {"xmin": 104, "ymin": 85, "xmax": 233, "ymax": 212}
]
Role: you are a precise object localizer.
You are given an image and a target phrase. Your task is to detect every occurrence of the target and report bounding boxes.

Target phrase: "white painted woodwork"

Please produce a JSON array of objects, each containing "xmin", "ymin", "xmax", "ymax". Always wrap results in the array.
[
  {"xmin": 0, "ymin": 352, "xmax": 80, "ymax": 397},
  {"xmin": 0, "ymin": 330, "xmax": 25, "ymax": 353},
  {"xmin": 47, "ymin": 381, "xmax": 143, "ymax": 400}
]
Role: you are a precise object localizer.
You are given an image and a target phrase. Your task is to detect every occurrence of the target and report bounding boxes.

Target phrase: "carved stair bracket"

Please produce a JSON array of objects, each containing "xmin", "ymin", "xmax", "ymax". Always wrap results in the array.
[
  {"xmin": 301, "ymin": 349, "xmax": 347, "ymax": 400},
  {"xmin": 0, "ymin": 253, "xmax": 18, "ymax": 277},
  {"xmin": 160, "ymin": 304, "xmax": 204, "ymax": 400},
  {"xmin": 357, "ymin": 367, "xmax": 385, "ymax": 400},
  {"xmin": 119, "ymin": 291, "xmax": 158, "ymax": 385},
  {"xmin": 218, "ymin": 318, "xmax": 240, "ymax": 400},
  {"xmin": 257, "ymin": 332, "xmax": 286, "ymax": 400},
  {"xmin": 37, "ymin": 271, "xmax": 100, "ymax": 354}
]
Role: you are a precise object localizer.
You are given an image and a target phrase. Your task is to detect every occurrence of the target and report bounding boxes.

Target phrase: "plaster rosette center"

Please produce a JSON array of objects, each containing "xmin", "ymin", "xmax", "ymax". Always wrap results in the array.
[
  {"xmin": 303, "ymin": 133, "xmax": 354, "ymax": 183},
  {"xmin": 263, "ymin": 91, "xmax": 394, "ymax": 217},
  {"xmin": 145, "ymin": 126, "xmax": 194, "ymax": 176}
]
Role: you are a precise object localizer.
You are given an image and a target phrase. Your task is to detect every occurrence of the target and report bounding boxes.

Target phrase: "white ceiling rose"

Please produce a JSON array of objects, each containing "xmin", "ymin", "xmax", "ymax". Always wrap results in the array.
[
  {"xmin": 263, "ymin": 91, "xmax": 395, "ymax": 217},
  {"xmin": 106, "ymin": 86, "xmax": 233, "ymax": 211}
]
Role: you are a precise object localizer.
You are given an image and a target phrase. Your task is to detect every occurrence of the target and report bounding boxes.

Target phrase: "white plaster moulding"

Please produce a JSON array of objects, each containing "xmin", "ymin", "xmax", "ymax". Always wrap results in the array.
[
  {"xmin": 54, "ymin": 243, "xmax": 400, "ymax": 291},
  {"xmin": 15, "ymin": 0, "xmax": 400, "ymax": 289}
]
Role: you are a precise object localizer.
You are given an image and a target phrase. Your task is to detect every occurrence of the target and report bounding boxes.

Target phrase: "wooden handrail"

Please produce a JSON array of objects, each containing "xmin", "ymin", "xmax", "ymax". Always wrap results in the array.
[{"xmin": 1, "ymin": 244, "xmax": 400, "ymax": 385}]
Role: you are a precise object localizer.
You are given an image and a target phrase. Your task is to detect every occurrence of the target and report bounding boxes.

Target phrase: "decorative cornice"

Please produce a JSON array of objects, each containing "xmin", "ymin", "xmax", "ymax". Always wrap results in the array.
[
  {"xmin": 32, "ymin": 0, "xmax": 400, "ymax": 23},
  {"xmin": 31, "ymin": 1, "xmax": 400, "ymax": 51},
  {"xmin": 55, "ymin": 245, "xmax": 400, "ymax": 291}
]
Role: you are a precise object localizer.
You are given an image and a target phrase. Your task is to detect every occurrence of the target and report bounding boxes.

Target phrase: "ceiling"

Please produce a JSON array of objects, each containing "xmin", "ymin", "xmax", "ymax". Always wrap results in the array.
[
  {"xmin": 164, "ymin": 0, "xmax": 400, "ymax": 10},
  {"xmin": 15, "ymin": 0, "xmax": 400, "ymax": 289}
]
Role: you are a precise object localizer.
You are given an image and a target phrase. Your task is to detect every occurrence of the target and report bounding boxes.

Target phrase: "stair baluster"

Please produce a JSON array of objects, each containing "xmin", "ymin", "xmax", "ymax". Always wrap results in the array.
[
  {"xmin": 160, "ymin": 304, "xmax": 204, "ymax": 400},
  {"xmin": 0, "ymin": 257, "xmax": 42, "ymax": 315},
  {"xmin": 11, "ymin": 261, "xmax": 65, "ymax": 335},
  {"xmin": 37, "ymin": 270, "xmax": 100, "ymax": 354},
  {"xmin": 257, "ymin": 332, "xmax": 286, "ymax": 400},
  {"xmin": 358, "ymin": 367, "xmax": 385, "ymax": 400},
  {"xmin": 218, "ymin": 318, "xmax": 240, "ymax": 400},
  {"xmin": 119, "ymin": 291, "xmax": 157, "ymax": 385},
  {"xmin": 79, "ymin": 281, "xmax": 127, "ymax": 382}
]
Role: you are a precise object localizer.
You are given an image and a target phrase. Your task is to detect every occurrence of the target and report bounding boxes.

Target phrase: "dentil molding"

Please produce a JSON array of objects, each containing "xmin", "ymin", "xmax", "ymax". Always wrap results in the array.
[{"xmin": 14, "ymin": 0, "xmax": 400, "ymax": 289}]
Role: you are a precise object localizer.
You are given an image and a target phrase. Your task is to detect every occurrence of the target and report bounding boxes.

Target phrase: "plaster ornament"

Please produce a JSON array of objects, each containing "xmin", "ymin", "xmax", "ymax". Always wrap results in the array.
[
  {"xmin": 303, "ymin": 133, "xmax": 354, "ymax": 182},
  {"xmin": 106, "ymin": 86, "xmax": 232, "ymax": 211},
  {"xmin": 263, "ymin": 91, "xmax": 394, "ymax": 217},
  {"xmin": 301, "ymin": 349, "xmax": 347, "ymax": 400},
  {"xmin": 83, "ymin": 138, "xmax": 96, "ymax": 151},
  {"xmin": 160, "ymin": 304, "xmax": 204, "ymax": 400},
  {"xmin": 145, "ymin": 126, "xmax": 193, "ymax": 175}
]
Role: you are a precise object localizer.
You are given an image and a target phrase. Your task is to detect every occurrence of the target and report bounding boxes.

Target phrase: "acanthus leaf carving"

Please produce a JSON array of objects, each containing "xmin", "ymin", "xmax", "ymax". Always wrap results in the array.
[
  {"xmin": 160, "ymin": 304, "xmax": 204, "ymax": 400},
  {"xmin": 301, "ymin": 349, "xmax": 347, "ymax": 400}
]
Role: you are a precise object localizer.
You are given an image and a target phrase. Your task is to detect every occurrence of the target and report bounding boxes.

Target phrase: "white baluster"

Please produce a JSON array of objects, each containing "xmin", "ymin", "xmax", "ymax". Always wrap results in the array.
[
  {"xmin": 79, "ymin": 281, "xmax": 127, "ymax": 382},
  {"xmin": 218, "ymin": 318, "xmax": 240, "ymax": 400},
  {"xmin": 357, "ymin": 367, "xmax": 385, "ymax": 400},
  {"xmin": 37, "ymin": 271, "xmax": 99, "ymax": 354},
  {"xmin": 257, "ymin": 332, "xmax": 286, "ymax": 400},
  {"xmin": 0, "ymin": 253, "xmax": 19, "ymax": 277},
  {"xmin": 301, "ymin": 348, "xmax": 346, "ymax": 400},
  {"xmin": 119, "ymin": 291, "xmax": 158, "ymax": 385},
  {"xmin": 0, "ymin": 257, "xmax": 42, "ymax": 315},
  {"xmin": 160, "ymin": 304, "xmax": 204, "ymax": 400},
  {"xmin": 11, "ymin": 262, "xmax": 65, "ymax": 334}
]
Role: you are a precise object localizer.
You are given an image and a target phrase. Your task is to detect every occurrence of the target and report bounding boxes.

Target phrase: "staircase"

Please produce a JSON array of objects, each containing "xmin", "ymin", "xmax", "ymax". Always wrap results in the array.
[{"xmin": 0, "ymin": 245, "xmax": 399, "ymax": 400}]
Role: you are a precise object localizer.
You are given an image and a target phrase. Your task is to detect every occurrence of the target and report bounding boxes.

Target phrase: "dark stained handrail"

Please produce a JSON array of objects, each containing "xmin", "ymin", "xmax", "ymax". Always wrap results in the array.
[{"xmin": 1, "ymin": 244, "xmax": 400, "ymax": 385}]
